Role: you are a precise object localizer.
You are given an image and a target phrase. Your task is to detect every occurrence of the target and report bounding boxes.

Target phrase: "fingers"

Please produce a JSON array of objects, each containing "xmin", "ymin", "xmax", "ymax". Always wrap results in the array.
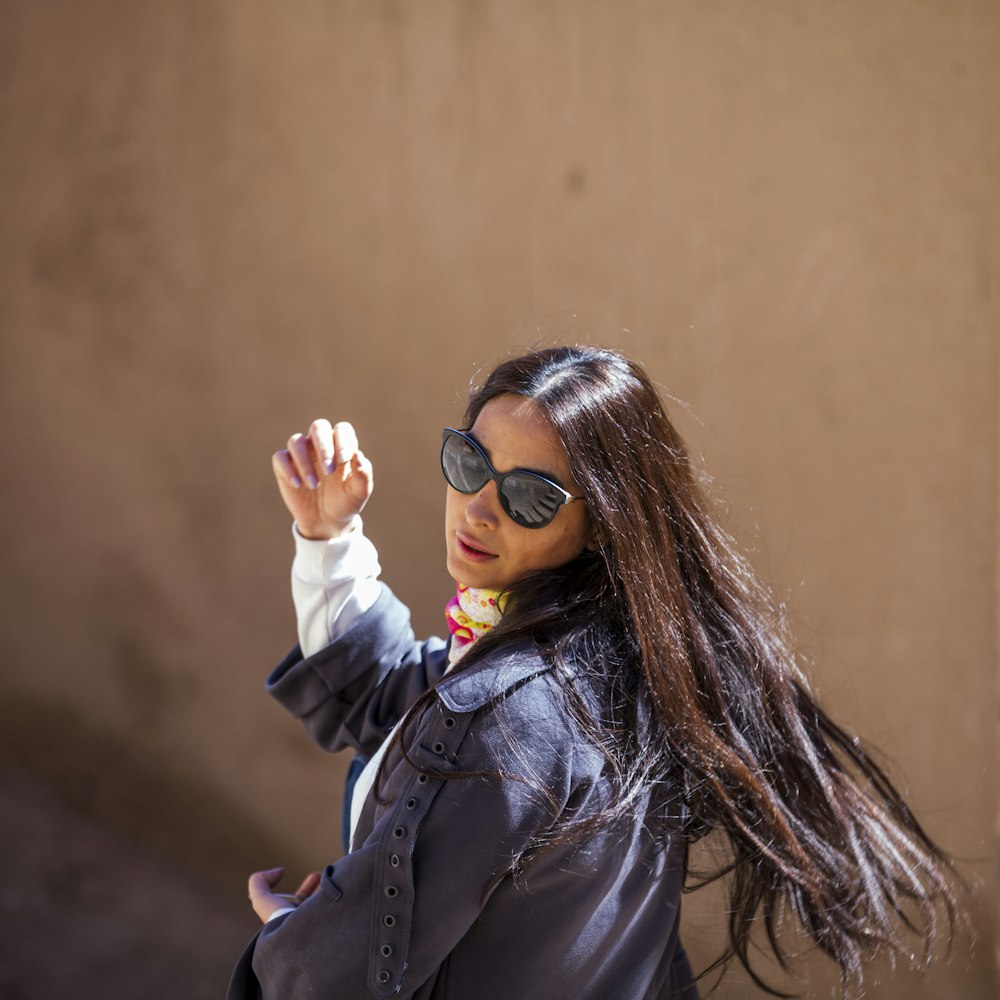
[
  {"xmin": 248, "ymin": 866, "xmax": 285, "ymax": 898},
  {"xmin": 306, "ymin": 418, "xmax": 359, "ymax": 482},
  {"xmin": 287, "ymin": 432, "xmax": 323, "ymax": 490},
  {"xmin": 294, "ymin": 870, "xmax": 322, "ymax": 900},
  {"xmin": 306, "ymin": 419, "xmax": 337, "ymax": 475},
  {"xmin": 246, "ymin": 866, "xmax": 321, "ymax": 925},
  {"xmin": 272, "ymin": 449, "xmax": 302, "ymax": 490},
  {"xmin": 274, "ymin": 421, "xmax": 363, "ymax": 492},
  {"xmin": 330, "ymin": 421, "xmax": 359, "ymax": 478}
]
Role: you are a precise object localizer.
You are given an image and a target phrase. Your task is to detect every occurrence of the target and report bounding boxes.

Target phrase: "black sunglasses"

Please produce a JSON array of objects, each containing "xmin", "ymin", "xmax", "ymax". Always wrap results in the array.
[{"xmin": 440, "ymin": 428, "xmax": 584, "ymax": 529}]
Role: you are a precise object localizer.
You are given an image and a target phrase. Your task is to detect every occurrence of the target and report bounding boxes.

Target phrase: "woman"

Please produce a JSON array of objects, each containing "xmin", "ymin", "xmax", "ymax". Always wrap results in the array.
[{"xmin": 230, "ymin": 346, "xmax": 959, "ymax": 999}]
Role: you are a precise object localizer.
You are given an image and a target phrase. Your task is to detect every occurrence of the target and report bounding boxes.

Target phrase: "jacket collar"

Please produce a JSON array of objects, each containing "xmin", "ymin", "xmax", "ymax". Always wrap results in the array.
[{"xmin": 435, "ymin": 644, "xmax": 551, "ymax": 713}]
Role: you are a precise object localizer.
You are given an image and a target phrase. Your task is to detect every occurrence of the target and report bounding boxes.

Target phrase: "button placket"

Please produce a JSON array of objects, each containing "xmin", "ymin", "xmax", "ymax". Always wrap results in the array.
[
  {"xmin": 371, "ymin": 795, "xmax": 414, "ymax": 994},
  {"xmin": 369, "ymin": 699, "xmax": 474, "ymax": 998}
]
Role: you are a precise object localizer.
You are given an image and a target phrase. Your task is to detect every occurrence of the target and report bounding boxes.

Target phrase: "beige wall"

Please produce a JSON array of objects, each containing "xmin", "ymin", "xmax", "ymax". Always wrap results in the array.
[{"xmin": 1, "ymin": 1, "xmax": 996, "ymax": 996}]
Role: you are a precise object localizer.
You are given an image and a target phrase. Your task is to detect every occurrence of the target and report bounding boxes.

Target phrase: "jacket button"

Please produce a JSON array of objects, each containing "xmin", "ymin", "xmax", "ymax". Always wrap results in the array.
[
  {"xmin": 405, "ymin": 798, "xmax": 417, "ymax": 809},
  {"xmin": 381, "ymin": 944, "xmax": 393, "ymax": 958},
  {"xmin": 432, "ymin": 741, "xmax": 445, "ymax": 755},
  {"xmin": 378, "ymin": 970, "xmax": 391, "ymax": 984},
  {"xmin": 384, "ymin": 885, "xmax": 398, "ymax": 898},
  {"xmin": 417, "ymin": 773, "xmax": 429, "ymax": 785},
  {"xmin": 390, "ymin": 854, "xmax": 400, "ymax": 867},
  {"xmin": 383, "ymin": 914, "xmax": 396, "ymax": 927},
  {"xmin": 393, "ymin": 825, "xmax": 406, "ymax": 839},
  {"xmin": 443, "ymin": 717, "xmax": 456, "ymax": 729}
]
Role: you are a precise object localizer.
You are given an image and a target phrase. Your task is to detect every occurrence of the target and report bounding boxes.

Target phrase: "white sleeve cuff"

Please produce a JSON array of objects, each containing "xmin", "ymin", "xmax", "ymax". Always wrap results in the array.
[
  {"xmin": 290, "ymin": 518, "xmax": 382, "ymax": 658},
  {"xmin": 291, "ymin": 518, "xmax": 381, "ymax": 586},
  {"xmin": 266, "ymin": 906, "xmax": 297, "ymax": 923}
]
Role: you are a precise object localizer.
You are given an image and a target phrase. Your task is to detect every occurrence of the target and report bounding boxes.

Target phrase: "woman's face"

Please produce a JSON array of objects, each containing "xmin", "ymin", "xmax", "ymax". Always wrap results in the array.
[{"xmin": 444, "ymin": 393, "xmax": 594, "ymax": 592}]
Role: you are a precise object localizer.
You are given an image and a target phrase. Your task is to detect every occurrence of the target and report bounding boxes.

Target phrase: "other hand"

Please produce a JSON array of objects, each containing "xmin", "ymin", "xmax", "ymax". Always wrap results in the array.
[
  {"xmin": 247, "ymin": 866, "xmax": 322, "ymax": 924},
  {"xmin": 272, "ymin": 419, "xmax": 374, "ymax": 539}
]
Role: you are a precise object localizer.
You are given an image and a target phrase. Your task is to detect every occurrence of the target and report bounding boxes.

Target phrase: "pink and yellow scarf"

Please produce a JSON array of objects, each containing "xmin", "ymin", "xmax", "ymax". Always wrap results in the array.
[{"xmin": 444, "ymin": 584, "xmax": 506, "ymax": 665}]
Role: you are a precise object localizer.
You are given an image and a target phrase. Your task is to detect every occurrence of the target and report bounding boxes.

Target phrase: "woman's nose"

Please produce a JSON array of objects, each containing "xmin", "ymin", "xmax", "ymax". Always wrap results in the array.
[{"xmin": 465, "ymin": 483, "xmax": 501, "ymax": 527}]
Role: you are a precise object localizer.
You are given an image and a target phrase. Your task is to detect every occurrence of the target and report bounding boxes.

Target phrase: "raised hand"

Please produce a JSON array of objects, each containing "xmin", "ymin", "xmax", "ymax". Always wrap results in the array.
[{"xmin": 271, "ymin": 419, "xmax": 374, "ymax": 539}]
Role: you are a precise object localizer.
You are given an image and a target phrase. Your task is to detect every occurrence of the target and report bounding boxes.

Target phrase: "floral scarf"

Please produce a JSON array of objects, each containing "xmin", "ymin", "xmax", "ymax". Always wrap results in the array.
[{"xmin": 444, "ymin": 584, "xmax": 506, "ymax": 665}]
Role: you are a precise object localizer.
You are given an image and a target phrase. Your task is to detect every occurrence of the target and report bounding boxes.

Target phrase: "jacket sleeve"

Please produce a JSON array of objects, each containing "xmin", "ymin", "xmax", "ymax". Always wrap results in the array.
[
  {"xmin": 229, "ymin": 671, "xmax": 575, "ymax": 1000},
  {"xmin": 265, "ymin": 585, "xmax": 450, "ymax": 757}
]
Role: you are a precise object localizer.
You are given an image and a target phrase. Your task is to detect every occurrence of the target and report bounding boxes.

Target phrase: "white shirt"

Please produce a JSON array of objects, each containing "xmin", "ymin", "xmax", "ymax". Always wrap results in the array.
[{"xmin": 290, "ymin": 518, "xmax": 382, "ymax": 657}]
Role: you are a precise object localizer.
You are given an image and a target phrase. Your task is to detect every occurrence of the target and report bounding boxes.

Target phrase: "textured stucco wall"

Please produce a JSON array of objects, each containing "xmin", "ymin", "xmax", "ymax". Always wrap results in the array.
[{"xmin": 1, "ymin": 1, "xmax": 996, "ymax": 996}]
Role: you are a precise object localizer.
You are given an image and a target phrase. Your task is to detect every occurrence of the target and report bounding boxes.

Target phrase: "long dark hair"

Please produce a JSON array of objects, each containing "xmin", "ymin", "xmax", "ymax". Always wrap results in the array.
[{"xmin": 443, "ymin": 345, "xmax": 960, "ymax": 994}]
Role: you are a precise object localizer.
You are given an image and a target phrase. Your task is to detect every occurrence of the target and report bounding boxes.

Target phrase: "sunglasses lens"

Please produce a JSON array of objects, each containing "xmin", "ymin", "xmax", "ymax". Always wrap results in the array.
[
  {"xmin": 500, "ymin": 475, "xmax": 564, "ymax": 528},
  {"xmin": 442, "ymin": 432, "xmax": 488, "ymax": 492}
]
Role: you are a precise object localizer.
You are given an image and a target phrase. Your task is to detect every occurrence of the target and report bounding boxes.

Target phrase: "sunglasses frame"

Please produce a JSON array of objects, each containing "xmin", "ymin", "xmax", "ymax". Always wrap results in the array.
[{"xmin": 440, "ymin": 428, "xmax": 583, "ymax": 529}]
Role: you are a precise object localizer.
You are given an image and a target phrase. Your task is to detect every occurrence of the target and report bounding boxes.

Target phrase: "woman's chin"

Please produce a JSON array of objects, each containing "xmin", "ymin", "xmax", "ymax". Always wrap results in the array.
[{"xmin": 446, "ymin": 553, "xmax": 503, "ymax": 591}]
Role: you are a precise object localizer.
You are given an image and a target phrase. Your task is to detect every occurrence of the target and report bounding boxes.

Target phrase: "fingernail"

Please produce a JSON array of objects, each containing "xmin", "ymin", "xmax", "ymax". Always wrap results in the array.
[
  {"xmin": 335, "ymin": 449, "xmax": 349, "ymax": 468},
  {"xmin": 290, "ymin": 475, "xmax": 302, "ymax": 489},
  {"xmin": 306, "ymin": 472, "xmax": 318, "ymax": 489}
]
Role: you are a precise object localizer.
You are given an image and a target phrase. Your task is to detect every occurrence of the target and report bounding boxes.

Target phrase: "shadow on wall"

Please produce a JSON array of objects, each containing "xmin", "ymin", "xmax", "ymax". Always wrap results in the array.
[
  {"xmin": 0, "ymin": 696, "xmax": 290, "ymax": 1000},
  {"xmin": 0, "ymin": 767, "xmax": 253, "ymax": 1000},
  {"xmin": 0, "ymin": 694, "xmax": 307, "ymax": 894}
]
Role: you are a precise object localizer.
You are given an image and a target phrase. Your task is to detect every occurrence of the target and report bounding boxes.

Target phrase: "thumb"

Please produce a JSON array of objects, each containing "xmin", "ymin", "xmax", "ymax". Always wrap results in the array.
[
  {"xmin": 249, "ymin": 866, "xmax": 285, "ymax": 892},
  {"xmin": 344, "ymin": 450, "xmax": 374, "ymax": 501}
]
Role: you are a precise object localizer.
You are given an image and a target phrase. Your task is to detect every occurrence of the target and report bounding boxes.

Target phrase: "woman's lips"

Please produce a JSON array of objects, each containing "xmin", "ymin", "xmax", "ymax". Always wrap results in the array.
[{"xmin": 456, "ymin": 533, "xmax": 498, "ymax": 562}]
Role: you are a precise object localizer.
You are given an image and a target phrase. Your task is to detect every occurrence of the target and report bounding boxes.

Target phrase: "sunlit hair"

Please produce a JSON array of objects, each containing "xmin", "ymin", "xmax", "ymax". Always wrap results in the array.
[
  {"xmin": 467, "ymin": 345, "xmax": 962, "ymax": 991},
  {"xmin": 384, "ymin": 345, "xmax": 962, "ymax": 995}
]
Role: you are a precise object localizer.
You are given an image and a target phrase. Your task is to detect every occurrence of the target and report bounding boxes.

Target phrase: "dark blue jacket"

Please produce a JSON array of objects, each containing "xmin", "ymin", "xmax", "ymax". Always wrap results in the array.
[{"xmin": 229, "ymin": 586, "xmax": 698, "ymax": 1000}]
